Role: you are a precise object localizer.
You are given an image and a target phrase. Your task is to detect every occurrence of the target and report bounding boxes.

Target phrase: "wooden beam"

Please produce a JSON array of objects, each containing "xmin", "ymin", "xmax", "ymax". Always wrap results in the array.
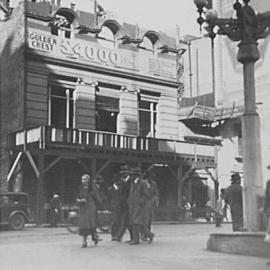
[
  {"xmin": 205, "ymin": 167, "xmax": 219, "ymax": 202},
  {"xmin": 204, "ymin": 168, "xmax": 217, "ymax": 183},
  {"xmin": 91, "ymin": 158, "xmax": 96, "ymax": 175},
  {"xmin": 96, "ymin": 160, "xmax": 111, "ymax": 175},
  {"xmin": 167, "ymin": 165, "xmax": 178, "ymax": 180},
  {"xmin": 7, "ymin": 152, "xmax": 23, "ymax": 182},
  {"xmin": 177, "ymin": 166, "xmax": 183, "ymax": 209},
  {"xmin": 182, "ymin": 165, "xmax": 196, "ymax": 183},
  {"xmin": 141, "ymin": 164, "xmax": 155, "ymax": 178},
  {"xmin": 44, "ymin": 157, "xmax": 62, "ymax": 174},
  {"xmin": 36, "ymin": 153, "xmax": 45, "ymax": 225},
  {"xmin": 25, "ymin": 151, "xmax": 40, "ymax": 179},
  {"xmin": 77, "ymin": 159, "xmax": 89, "ymax": 172}
]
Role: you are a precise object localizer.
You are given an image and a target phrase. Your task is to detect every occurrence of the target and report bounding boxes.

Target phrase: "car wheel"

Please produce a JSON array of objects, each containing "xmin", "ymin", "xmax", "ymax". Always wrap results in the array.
[{"xmin": 10, "ymin": 214, "xmax": 25, "ymax": 230}]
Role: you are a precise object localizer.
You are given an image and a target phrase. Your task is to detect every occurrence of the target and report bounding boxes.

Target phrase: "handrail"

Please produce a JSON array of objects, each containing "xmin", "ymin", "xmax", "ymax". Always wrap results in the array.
[{"xmin": 8, "ymin": 125, "xmax": 217, "ymax": 158}]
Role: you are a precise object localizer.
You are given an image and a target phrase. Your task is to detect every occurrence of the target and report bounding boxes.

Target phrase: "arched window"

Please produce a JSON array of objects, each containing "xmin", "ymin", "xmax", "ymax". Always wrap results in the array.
[
  {"xmin": 140, "ymin": 36, "xmax": 154, "ymax": 52},
  {"xmin": 139, "ymin": 32, "xmax": 160, "ymax": 55},
  {"xmin": 97, "ymin": 26, "xmax": 115, "ymax": 48},
  {"xmin": 50, "ymin": 9, "xmax": 77, "ymax": 39}
]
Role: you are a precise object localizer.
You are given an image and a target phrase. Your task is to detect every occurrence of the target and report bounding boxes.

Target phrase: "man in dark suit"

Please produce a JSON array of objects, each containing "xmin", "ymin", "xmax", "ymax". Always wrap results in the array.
[
  {"xmin": 109, "ymin": 165, "xmax": 132, "ymax": 242},
  {"xmin": 224, "ymin": 172, "xmax": 243, "ymax": 231},
  {"xmin": 144, "ymin": 172, "xmax": 159, "ymax": 235},
  {"xmin": 127, "ymin": 167, "xmax": 154, "ymax": 245},
  {"xmin": 108, "ymin": 174, "xmax": 123, "ymax": 241}
]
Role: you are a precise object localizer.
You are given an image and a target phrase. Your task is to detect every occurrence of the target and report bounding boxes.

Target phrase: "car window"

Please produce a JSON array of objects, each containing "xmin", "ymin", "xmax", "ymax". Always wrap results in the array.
[
  {"xmin": 12, "ymin": 195, "xmax": 28, "ymax": 204},
  {"xmin": 0, "ymin": 195, "xmax": 9, "ymax": 204}
]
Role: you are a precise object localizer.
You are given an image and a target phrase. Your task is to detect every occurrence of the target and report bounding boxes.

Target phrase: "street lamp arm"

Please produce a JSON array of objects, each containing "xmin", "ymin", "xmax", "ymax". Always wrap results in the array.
[{"xmin": 210, "ymin": 18, "xmax": 242, "ymax": 41}]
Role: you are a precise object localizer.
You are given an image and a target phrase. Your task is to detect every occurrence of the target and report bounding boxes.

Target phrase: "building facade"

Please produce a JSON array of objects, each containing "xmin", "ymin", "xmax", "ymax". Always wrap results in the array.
[
  {"xmin": 179, "ymin": 0, "xmax": 270, "ymax": 215},
  {"xmin": 0, "ymin": 1, "xmax": 219, "ymax": 223}
]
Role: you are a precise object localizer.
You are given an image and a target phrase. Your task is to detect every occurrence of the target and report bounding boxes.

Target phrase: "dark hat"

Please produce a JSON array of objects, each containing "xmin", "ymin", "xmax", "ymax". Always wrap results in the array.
[
  {"xmin": 94, "ymin": 175, "xmax": 103, "ymax": 183},
  {"xmin": 267, "ymin": 165, "xmax": 270, "ymax": 170},
  {"xmin": 130, "ymin": 167, "xmax": 141, "ymax": 175},
  {"xmin": 120, "ymin": 165, "xmax": 130, "ymax": 174},
  {"xmin": 231, "ymin": 172, "xmax": 241, "ymax": 182}
]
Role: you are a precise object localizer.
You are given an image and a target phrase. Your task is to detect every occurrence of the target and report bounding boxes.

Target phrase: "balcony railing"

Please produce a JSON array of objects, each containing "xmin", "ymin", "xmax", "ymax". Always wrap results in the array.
[{"xmin": 8, "ymin": 126, "xmax": 217, "ymax": 159}]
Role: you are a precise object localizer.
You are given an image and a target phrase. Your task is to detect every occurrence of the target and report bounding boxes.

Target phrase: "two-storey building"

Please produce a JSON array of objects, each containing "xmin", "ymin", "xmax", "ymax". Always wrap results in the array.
[{"xmin": 0, "ymin": 0, "xmax": 220, "ymax": 223}]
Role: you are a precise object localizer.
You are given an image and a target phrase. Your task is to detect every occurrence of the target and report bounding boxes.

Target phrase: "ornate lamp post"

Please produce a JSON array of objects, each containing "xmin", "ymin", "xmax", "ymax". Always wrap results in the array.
[{"xmin": 194, "ymin": 0, "xmax": 270, "ymax": 231}]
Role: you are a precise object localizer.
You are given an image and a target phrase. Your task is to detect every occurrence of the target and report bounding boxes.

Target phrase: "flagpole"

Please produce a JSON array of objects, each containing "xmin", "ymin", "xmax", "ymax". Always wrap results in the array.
[
  {"xmin": 176, "ymin": 24, "xmax": 182, "ymax": 99},
  {"xmin": 94, "ymin": 0, "xmax": 97, "ymax": 26}
]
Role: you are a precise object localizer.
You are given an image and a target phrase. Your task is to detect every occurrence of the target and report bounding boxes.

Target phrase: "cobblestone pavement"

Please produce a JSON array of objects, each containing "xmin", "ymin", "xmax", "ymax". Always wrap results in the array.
[{"xmin": 0, "ymin": 223, "xmax": 269, "ymax": 270}]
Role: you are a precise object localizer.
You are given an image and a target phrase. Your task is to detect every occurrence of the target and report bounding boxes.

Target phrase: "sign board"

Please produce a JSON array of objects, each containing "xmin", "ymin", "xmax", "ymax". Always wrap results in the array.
[{"xmin": 27, "ymin": 29, "xmax": 177, "ymax": 81}]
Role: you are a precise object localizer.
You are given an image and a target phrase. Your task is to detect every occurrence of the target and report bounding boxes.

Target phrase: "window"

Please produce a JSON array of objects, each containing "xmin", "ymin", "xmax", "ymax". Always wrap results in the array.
[
  {"xmin": 140, "ymin": 36, "xmax": 154, "ymax": 54},
  {"xmin": 49, "ymin": 86, "xmax": 74, "ymax": 129},
  {"xmin": 50, "ymin": 8, "xmax": 78, "ymax": 39},
  {"xmin": 139, "ymin": 32, "xmax": 160, "ymax": 55},
  {"xmin": 97, "ymin": 26, "xmax": 115, "ymax": 48},
  {"xmin": 51, "ymin": 14, "xmax": 73, "ymax": 38},
  {"xmin": 95, "ymin": 85, "xmax": 120, "ymax": 133},
  {"xmin": 139, "ymin": 91, "xmax": 159, "ymax": 138}
]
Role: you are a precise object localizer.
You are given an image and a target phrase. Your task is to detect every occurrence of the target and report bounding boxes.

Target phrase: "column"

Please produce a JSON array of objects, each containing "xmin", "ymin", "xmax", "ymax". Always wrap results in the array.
[
  {"xmin": 36, "ymin": 154, "xmax": 45, "ymax": 225},
  {"xmin": 238, "ymin": 41, "xmax": 264, "ymax": 231},
  {"xmin": 156, "ymin": 93, "xmax": 178, "ymax": 140},
  {"xmin": 177, "ymin": 165, "xmax": 184, "ymax": 223},
  {"xmin": 74, "ymin": 80, "xmax": 96, "ymax": 130},
  {"xmin": 118, "ymin": 88, "xmax": 138, "ymax": 135}
]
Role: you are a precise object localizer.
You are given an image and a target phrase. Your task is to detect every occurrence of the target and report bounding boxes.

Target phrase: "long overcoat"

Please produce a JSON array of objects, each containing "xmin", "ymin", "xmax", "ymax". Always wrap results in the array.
[
  {"xmin": 224, "ymin": 183, "xmax": 243, "ymax": 231},
  {"xmin": 77, "ymin": 184, "xmax": 102, "ymax": 232},
  {"xmin": 127, "ymin": 178, "xmax": 149, "ymax": 225},
  {"xmin": 144, "ymin": 180, "xmax": 159, "ymax": 225}
]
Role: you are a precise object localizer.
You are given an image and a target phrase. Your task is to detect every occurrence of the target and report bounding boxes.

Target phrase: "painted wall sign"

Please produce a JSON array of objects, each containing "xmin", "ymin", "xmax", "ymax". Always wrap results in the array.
[{"xmin": 27, "ymin": 29, "xmax": 177, "ymax": 81}]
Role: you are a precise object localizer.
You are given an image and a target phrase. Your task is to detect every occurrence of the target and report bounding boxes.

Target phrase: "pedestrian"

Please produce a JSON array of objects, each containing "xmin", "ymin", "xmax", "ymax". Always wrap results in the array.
[
  {"xmin": 224, "ymin": 172, "xmax": 243, "ymax": 231},
  {"xmin": 142, "ymin": 171, "xmax": 159, "ymax": 240},
  {"xmin": 263, "ymin": 174, "xmax": 270, "ymax": 243},
  {"xmin": 49, "ymin": 193, "xmax": 62, "ymax": 227},
  {"xmin": 214, "ymin": 189, "xmax": 226, "ymax": 227},
  {"xmin": 76, "ymin": 174, "xmax": 103, "ymax": 247},
  {"xmin": 110, "ymin": 165, "xmax": 134, "ymax": 242},
  {"xmin": 108, "ymin": 174, "xmax": 123, "ymax": 241},
  {"xmin": 127, "ymin": 167, "xmax": 154, "ymax": 245}
]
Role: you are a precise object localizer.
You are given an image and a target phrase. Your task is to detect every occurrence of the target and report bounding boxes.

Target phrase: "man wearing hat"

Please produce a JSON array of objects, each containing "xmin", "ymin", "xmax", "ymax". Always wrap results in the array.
[
  {"xmin": 109, "ymin": 165, "xmax": 133, "ymax": 242},
  {"xmin": 49, "ymin": 193, "xmax": 62, "ymax": 227},
  {"xmin": 143, "ymin": 171, "xmax": 159, "ymax": 240},
  {"xmin": 224, "ymin": 172, "xmax": 243, "ymax": 231},
  {"xmin": 127, "ymin": 167, "xmax": 154, "ymax": 244}
]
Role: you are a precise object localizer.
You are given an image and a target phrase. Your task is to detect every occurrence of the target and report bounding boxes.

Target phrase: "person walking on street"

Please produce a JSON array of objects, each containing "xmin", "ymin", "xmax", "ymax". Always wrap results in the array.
[
  {"xmin": 214, "ymin": 189, "xmax": 226, "ymax": 227},
  {"xmin": 143, "ymin": 171, "xmax": 159, "ymax": 240},
  {"xmin": 127, "ymin": 167, "xmax": 154, "ymax": 245},
  {"xmin": 77, "ymin": 174, "xmax": 103, "ymax": 247},
  {"xmin": 108, "ymin": 174, "xmax": 124, "ymax": 241},
  {"xmin": 49, "ymin": 193, "xmax": 62, "ymax": 227},
  {"xmin": 263, "ymin": 170, "xmax": 270, "ymax": 243},
  {"xmin": 108, "ymin": 165, "xmax": 133, "ymax": 242},
  {"xmin": 224, "ymin": 173, "xmax": 243, "ymax": 231}
]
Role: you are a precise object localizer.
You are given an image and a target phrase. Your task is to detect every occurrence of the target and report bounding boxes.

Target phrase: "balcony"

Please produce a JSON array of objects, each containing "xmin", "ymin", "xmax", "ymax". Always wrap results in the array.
[{"xmin": 8, "ymin": 126, "xmax": 218, "ymax": 166}]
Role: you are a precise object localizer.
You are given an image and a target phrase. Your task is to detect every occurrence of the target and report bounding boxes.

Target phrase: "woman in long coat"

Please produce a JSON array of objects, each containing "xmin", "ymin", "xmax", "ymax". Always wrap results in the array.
[{"xmin": 77, "ymin": 174, "xmax": 102, "ymax": 247}]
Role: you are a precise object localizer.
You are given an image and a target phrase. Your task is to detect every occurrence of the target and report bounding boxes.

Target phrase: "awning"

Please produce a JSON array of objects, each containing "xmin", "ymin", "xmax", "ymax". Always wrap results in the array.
[{"xmin": 179, "ymin": 103, "xmax": 244, "ymax": 122}]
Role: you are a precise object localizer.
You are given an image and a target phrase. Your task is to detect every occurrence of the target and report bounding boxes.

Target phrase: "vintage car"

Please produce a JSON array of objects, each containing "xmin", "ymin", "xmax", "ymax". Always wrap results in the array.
[{"xmin": 0, "ymin": 192, "xmax": 32, "ymax": 230}]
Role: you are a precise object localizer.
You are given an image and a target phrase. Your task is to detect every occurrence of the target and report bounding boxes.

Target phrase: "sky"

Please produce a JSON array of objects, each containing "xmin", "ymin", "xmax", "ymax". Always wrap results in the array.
[{"xmin": 62, "ymin": 0, "xmax": 200, "ymax": 37}]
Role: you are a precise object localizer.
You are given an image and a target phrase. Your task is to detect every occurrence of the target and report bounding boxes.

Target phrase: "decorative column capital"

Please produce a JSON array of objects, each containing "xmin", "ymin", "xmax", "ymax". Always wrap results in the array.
[{"xmin": 237, "ymin": 41, "xmax": 260, "ymax": 64}]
